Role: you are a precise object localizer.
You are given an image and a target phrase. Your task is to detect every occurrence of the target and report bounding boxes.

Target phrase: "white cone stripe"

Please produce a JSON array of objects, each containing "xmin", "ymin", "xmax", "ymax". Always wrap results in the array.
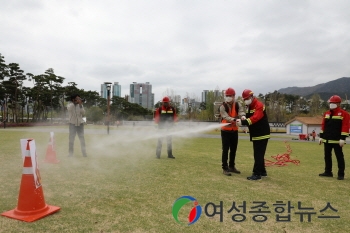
[{"xmin": 23, "ymin": 167, "xmax": 34, "ymax": 174}]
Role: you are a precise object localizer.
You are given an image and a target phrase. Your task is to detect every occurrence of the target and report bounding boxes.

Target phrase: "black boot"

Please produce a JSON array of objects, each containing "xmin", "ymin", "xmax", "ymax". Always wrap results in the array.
[
  {"xmin": 228, "ymin": 167, "xmax": 241, "ymax": 174},
  {"xmin": 167, "ymin": 150, "xmax": 175, "ymax": 159},
  {"xmin": 223, "ymin": 168, "xmax": 232, "ymax": 176},
  {"xmin": 319, "ymin": 172, "xmax": 333, "ymax": 177}
]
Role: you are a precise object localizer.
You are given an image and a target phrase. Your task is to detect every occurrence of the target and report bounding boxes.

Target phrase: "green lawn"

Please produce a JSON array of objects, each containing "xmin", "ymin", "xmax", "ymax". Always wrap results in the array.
[{"xmin": 0, "ymin": 126, "xmax": 349, "ymax": 233}]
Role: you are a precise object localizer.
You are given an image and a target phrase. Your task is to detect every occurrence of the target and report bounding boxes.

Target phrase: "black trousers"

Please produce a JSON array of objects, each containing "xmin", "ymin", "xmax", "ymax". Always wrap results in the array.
[
  {"xmin": 252, "ymin": 139, "xmax": 268, "ymax": 176},
  {"xmin": 323, "ymin": 143, "xmax": 345, "ymax": 177},
  {"xmin": 221, "ymin": 130, "xmax": 238, "ymax": 169},
  {"xmin": 69, "ymin": 123, "xmax": 87, "ymax": 156}
]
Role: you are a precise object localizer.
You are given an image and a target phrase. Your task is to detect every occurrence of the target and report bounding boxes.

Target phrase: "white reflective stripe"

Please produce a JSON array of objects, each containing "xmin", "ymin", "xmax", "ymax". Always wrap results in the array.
[
  {"xmin": 23, "ymin": 167, "xmax": 34, "ymax": 174},
  {"xmin": 25, "ymin": 150, "xmax": 31, "ymax": 157}
]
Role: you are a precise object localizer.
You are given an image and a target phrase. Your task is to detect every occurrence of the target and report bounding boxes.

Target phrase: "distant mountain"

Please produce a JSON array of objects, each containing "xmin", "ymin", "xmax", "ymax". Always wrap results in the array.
[{"xmin": 278, "ymin": 77, "xmax": 350, "ymax": 100}]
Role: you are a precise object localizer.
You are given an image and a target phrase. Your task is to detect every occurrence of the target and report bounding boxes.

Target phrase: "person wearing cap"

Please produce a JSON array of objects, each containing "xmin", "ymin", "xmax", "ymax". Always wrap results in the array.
[
  {"xmin": 220, "ymin": 87, "xmax": 245, "ymax": 176},
  {"xmin": 67, "ymin": 94, "xmax": 87, "ymax": 157},
  {"xmin": 154, "ymin": 96, "xmax": 177, "ymax": 159},
  {"xmin": 236, "ymin": 89, "xmax": 270, "ymax": 181},
  {"xmin": 319, "ymin": 95, "xmax": 349, "ymax": 180}
]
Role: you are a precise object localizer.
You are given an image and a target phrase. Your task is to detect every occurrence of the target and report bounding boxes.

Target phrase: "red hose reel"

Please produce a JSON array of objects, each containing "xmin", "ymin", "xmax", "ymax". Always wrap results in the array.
[{"xmin": 265, "ymin": 141, "xmax": 300, "ymax": 166}]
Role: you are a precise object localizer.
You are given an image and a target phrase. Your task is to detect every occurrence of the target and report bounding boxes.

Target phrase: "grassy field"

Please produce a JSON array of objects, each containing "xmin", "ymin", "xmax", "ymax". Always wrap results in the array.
[{"xmin": 0, "ymin": 125, "xmax": 350, "ymax": 233}]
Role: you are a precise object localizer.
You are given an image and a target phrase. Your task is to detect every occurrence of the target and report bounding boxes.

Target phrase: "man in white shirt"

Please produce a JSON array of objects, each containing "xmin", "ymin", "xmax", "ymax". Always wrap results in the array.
[{"xmin": 67, "ymin": 94, "xmax": 87, "ymax": 157}]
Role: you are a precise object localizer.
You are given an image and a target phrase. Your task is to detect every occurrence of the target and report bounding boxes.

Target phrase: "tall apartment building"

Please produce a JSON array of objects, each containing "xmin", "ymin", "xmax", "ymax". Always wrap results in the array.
[
  {"xmin": 202, "ymin": 90, "xmax": 209, "ymax": 103},
  {"xmin": 173, "ymin": 95, "xmax": 181, "ymax": 105},
  {"xmin": 201, "ymin": 89, "xmax": 223, "ymax": 102},
  {"xmin": 129, "ymin": 82, "xmax": 154, "ymax": 110},
  {"xmin": 214, "ymin": 89, "xmax": 224, "ymax": 101},
  {"xmin": 101, "ymin": 82, "xmax": 121, "ymax": 99},
  {"xmin": 112, "ymin": 82, "xmax": 121, "ymax": 97}
]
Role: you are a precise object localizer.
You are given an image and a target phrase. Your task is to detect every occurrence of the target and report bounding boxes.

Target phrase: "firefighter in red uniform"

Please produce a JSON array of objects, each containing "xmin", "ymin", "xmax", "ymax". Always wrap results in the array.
[
  {"xmin": 236, "ymin": 89, "xmax": 270, "ymax": 181},
  {"xmin": 154, "ymin": 96, "xmax": 177, "ymax": 159},
  {"xmin": 319, "ymin": 95, "xmax": 349, "ymax": 180},
  {"xmin": 220, "ymin": 87, "xmax": 245, "ymax": 176}
]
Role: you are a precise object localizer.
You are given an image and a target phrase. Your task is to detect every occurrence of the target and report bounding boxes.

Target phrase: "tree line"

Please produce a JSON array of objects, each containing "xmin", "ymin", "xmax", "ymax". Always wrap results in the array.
[
  {"xmin": 0, "ymin": 53, "xmax": 153, "ymax": 124},
  {"xmin": 1, "ymin": 51, "xmax": 340, "ymax": 124},
  {"xmin": 194, "ymin": 90, "xmax": 333, "ymax": 123}
]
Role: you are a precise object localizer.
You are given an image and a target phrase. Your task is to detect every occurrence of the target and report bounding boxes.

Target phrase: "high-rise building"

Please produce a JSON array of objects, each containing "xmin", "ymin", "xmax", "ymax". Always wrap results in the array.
[
  {"xmin": 101, "ymin": 82, "xmax": 122, "ymax": 99},
  {"xmin": 112, "ymin": 82, "xmax": 121, "ymax": 97},
  {"xmin": 214, "ymin": 89, "xmax": 224, "ymax": 101},
  {"xmin": 173, "ymin": 95, "xmax": 181, "ymax": 104},
  {"xmin": 202, "ymin": 90, "xmax": 209, "ymax": 103},
  {"xmin": 201, "ymin": 89, "xmax": 224, "ymax": 102},
  {"xmin": 129, "ymin": 82, "xmax": 154, "ymax": 110},
  {"xmin": 101, "ymin": 84, "xmax": 108, "ymax": 99}
]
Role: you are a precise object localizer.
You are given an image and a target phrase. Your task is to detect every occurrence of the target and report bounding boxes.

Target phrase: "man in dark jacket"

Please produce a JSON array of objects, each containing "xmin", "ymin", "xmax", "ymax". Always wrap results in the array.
[
  {"xmin": 236, "ymin": 89, "xmax": 270, "ymax": 181},
  {"xmin": 154, "ymin": 96, "xmax": 177, "ymax": 159},
  {"xmin": 319, "ymin": 95, "xmax": 349, "ymax": 180}
]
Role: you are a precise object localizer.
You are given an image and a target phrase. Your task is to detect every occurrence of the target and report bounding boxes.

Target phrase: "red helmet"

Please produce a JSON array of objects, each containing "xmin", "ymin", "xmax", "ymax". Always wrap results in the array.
[
  {"xmin": 328, "ymin": 95, "xmax": 341, "ymax": 103},
  {"xmin": 162, "ymin": 96, "xmax": 170, "ymax": 102},
  {"xmin": 242, "ymin": 89, "xmax": 254, "ymax": 100},
  {"xmin": 225, "ymin": 87, "xmax": 235, "ymax": 96}
]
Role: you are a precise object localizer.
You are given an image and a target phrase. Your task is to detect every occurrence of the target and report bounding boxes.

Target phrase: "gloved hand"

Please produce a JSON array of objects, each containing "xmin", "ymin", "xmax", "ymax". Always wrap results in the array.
[
  {"xmin": 230, "ymin": 119, "xmax": 237, "ymax": 125},
  {"xmin": 319, "ymin": 138, "xmax": 323, "ymax": 145},
  {"xmin": 339, "ymin": 139, "xmax": 345, "ymax": 147},
  {"xmin": 236, "ymin": 119, "xmax": 242, "ymax": 126},
  {"xmin": 241, "ymin": 116, "xmax": 246, "ymax": 120}
]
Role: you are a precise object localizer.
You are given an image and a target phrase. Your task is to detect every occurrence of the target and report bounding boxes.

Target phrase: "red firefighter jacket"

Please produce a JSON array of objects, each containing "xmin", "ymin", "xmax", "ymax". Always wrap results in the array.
[
  {"xmin": 241, "ymin": 97, "xmax": 270, "ymax": 141},
  {"xmin": 320, "ymin": 107, "xmax": 349, "ymax": 143},
  {"xmin": 154, "ymin": 105, "xmax": 177, "ymax": 129}
]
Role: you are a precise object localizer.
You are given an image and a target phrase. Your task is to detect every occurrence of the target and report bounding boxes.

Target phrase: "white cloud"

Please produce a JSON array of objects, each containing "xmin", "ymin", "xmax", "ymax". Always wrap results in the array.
[{"xmin": 1, "ymin": 0, "xmax": 350, "ymax": 102}]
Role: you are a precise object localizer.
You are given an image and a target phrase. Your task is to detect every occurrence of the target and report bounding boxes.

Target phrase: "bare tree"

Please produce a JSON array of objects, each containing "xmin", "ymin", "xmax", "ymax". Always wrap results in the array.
[
  {"xmin": 162, "ymin": 88, "xmax": 177, "ymax": 101},
  {"xmin": 309, "ymin": 94, "xmax": 322, "ymax": 116}
]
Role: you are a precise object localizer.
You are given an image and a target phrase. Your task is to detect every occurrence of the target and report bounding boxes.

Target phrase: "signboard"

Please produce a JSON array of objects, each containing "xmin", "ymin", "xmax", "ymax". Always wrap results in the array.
[{"xmin": 290, "ymin": 124, "xmax": 302, "ymax": 134}]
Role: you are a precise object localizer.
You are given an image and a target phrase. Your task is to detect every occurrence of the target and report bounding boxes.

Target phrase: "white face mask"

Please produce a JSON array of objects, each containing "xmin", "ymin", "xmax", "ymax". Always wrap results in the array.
[
  {"xmin": 225, "ymin": 97, "xmax": 233, "ymax": 102},
  {"xmin": 329, "ymin": 103, "xmax": 337, "ymax": 109},
  {"xmin": 244, "ymin": 98, "xmax": 252, "ymax": 105}
]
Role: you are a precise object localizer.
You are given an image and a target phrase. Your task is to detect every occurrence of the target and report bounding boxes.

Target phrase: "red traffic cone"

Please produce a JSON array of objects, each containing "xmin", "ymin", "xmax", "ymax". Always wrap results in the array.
[
  {"xmin": 44, "ymin": 132, "xmax": 59, "ymax": 163},
  {"xmin": 1, "ymin": 139, "xmax": 60, "ymax": 222}
]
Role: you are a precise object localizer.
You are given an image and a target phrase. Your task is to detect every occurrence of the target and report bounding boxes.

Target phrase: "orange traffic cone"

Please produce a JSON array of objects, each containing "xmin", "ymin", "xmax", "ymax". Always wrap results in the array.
[
  {"xmin": 1, "ymin": 139, "xmax": 60, "ymax": 222},
  {"xmin": 44, "ymin": 132, "xmax": 59, "ymax": 163}
]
